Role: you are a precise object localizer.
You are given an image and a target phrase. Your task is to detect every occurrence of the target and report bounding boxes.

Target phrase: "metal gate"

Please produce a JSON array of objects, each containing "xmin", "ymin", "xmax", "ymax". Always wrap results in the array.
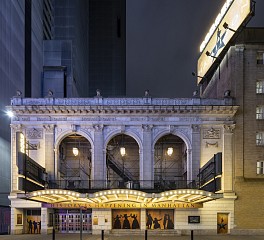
[{"xmin": 55, "ymin": 209, "xmax": 92, "ymax": 233}]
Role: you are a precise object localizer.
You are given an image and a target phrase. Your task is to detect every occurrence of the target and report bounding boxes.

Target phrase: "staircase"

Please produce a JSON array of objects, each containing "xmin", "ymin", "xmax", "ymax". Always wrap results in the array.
[{"xmin": 107, "ymin": 153, "xmax": 134, "ymax": 182}]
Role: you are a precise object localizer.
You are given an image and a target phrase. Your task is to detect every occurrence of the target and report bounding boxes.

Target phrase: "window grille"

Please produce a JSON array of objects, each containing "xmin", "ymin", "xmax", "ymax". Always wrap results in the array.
[
  {"xmin": 256, "ymin": 80, "xmax": 264, "ymax": 93},
  {"xmin": 256, "ymin": 106, "xmax": 264, "ymax": 119},
  {"xmin": 257, "ymin": 51, "xmax": 264, "ymax": 64},
  {"xmin": 256, "ymin": 132, "xmax": 264, "ymax": 145},
  {"xmin": 257, "ymin": 161, "xmax": 264, "ymax": 174}
]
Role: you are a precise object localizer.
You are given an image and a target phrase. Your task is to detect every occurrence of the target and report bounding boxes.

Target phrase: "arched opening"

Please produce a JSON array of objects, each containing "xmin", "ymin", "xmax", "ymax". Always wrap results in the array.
[
  {"xmin": 106, "ymin": 134, "xmax": 139, "ymax": 189},
  {"xmin": 58, "ymin": 134, "xmax": 91, "ymax": 190},
  {"xmin": 154, "ymin": 134, "xmax": 187, "ymax": 190}
]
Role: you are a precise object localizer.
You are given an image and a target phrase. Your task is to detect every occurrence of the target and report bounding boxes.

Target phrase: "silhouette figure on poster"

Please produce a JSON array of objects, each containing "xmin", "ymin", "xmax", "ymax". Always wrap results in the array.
[
  {"xmin": 167, "ymin": 215, "xmax": 174, "ymax": 229},
  {"xmin": 122, "ymin": 214, "xmax": 131, "ymax": 229},
  {"xmin": 153, "ymin": 217, "xmax": 162, "ymax": 229},
  {"xmin": 27, "ymin": 219, "xmax": 33, "ymax": 234},
  {"xmin": 131, "ymin": 214, "xmax": 140, "ymax": 229},
  {"xmin": 113, "ymin": 215, "xmax": 122, "ymax": 229},
  {"xmin": 33, "ymin": 220, "xmax": 38, "ymax": 234},
  {"xmin": 146, "ymin": 213, "xmax": 153, "ymax": 229},
  {"xmin": 163, "ymin": 214, "xmax": 168, "ymax": 229},
  {"xmin": 38, "ymin": 221, "xmax": 41, "ymax": 233}
]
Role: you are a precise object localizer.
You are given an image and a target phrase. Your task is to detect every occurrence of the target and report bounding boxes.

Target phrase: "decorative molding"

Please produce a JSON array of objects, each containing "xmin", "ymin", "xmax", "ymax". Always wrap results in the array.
[
  {"xmin": 120, "ymin": 125, "xmax": 125, "ymax": 133},
  {"xmin": 93, "ymin": 124, "xmax": 104, "ymax": 132},
  {"xmin": 203, "ymin": 128, "xmax": 220, "ymax": 139},
  {"xmin": 27, "ymin": 142, "xmax": 40, "ymax": 150},
  {"xmin": 205, "ymin": 141, "xmax": 218, "ymax": 148},
  {"xmin": 26, "ymin": 128, "xmax": 43, "ymax": 139},
  {"xmin": 142, "ymin": 124, "xmax": 153, "ymax": 132},
  {"xmin": 224, "ymin": 124, "xmax": 235, "ymax": 133},
  {"xmin": 169, "ymin": 125, "xmax": 175, "ymax": 133},
  {"xmin": 71, "ymin": 124, "xmax": 78, "ymax": 132},
  {"xmin": 10, "ymin": 124, "xmax": 23, "ymax": 132},
  {"xmin": 43, "ymin": 124, "xmax": 55, "ymax": 133},
  {"xmin": 192, "ymin": 125, "xmax": 200, "ymax": 133}
]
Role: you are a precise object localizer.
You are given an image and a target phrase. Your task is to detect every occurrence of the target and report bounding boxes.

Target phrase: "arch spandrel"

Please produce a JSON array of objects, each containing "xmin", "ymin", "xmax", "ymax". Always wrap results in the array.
[
  {"xmin": 152, "ymin": 127, "xmax": 192, "ymax": 150},
  {"xmin": 54, "ymin": 128, "xmax": 94, "ymax": 151},
  {"xmin": 104, "ymin": 127, "xmax": 143, "ymax": 150}
]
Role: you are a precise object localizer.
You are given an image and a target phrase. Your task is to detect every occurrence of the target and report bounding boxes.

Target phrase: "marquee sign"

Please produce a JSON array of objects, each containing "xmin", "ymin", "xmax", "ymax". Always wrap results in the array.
[
  {"xmin": 43, "ymin": 201, "xmax": 203, "ymax": 209},
  {"xmin": 197, "ymin": 0, "xmax": 251, "ymax": 84}
]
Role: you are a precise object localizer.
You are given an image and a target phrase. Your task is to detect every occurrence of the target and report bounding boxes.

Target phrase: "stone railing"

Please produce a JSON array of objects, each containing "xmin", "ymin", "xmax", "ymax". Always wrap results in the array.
[{"xmin": 11, "ymin": 97, "xmax": 234, "ymax": 106}]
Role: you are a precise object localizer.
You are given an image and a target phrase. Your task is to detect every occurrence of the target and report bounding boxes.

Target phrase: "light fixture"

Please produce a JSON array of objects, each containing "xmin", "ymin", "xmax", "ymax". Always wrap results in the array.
[
  {"xmin": 6, "ymin": 110, "xmax": 14, "ymax": 118},
  {"xmin": 120, "ymin": 147, "xmax": 126, "ymax": 157},
  {"xmin": 72, "ymin": 147, "xmax": 79, "ymax": 156},
  {"xmin": 223, "ymin": 22, "xmax": 236, "ymax": 33},
  {"xmin": 206, "ymin": 51, "xmax": 218, "ymax": 59},
  {"xmin": 192, "ymin": 71, "xmax": 206, "ymax": 80},
  {"xmin": 167, "ymin": 147, "xmax": 173, "ymax": 156}
]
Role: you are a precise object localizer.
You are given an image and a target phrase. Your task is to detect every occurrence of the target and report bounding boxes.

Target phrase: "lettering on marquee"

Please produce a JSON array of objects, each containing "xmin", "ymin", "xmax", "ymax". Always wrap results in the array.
[{"xmin": 42, "ymin": 201, "xmax": 203, "ymax": 209}]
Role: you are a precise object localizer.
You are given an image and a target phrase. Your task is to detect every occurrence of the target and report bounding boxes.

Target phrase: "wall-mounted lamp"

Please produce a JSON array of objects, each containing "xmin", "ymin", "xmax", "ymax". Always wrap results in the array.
[
  {"xmin": 72, "ymin": 147, "xmax": 79, "ymax": 156},
  {"xmin": 206, "ymin": 51, "xmax": 219, "ymax": 59},
  {"xmin": 223, "ymin": 22, "xmax": 236, "ymax": 33},
  {"xmin": 167, "ymin": 147, "xmax": 173, "ymax": 157},
  {"xmin": 120, "ymin": 147, "xmax": 126, "ymax": 157},
  {"xmin": 6, "ymin": 110, "xmax": 14, "ymax": 118},
  {"xmin": 224, "ymin": 90, "xmax": 231, "ymax": 98}
]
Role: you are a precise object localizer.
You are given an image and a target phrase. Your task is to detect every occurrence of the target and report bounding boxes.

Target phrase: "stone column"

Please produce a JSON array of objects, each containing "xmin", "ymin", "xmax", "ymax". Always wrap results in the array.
[
  {"xmin": 10, "ymin": 124, "xmax": 23, "ymax": 192},
  {"xmin": 222, "ymin": 124, "xmax": 235, "ymax": 192},
  {"xmin": 92, "ymin": 124, "xmax": 105, "ymax": 188},
  {"xmin": 141, "ymin": 125, "xmax": 153, "ymax": 189},
  {"xmin": 43, "ymin": 124, "xmax": 55, "ymax": 181},
  {"xmin": 191, "ymin": 125, "xmax": 201, "ymax": 181}
]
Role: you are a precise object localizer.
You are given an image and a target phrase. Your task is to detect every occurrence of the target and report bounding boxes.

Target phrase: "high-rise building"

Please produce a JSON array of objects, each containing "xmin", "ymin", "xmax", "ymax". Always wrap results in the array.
[
  {"xmin": 88, "ymin": 0, "xmax": 126, "ymax": 97},
  {"xmin": 0, "ymin": 0, "xmax": 126, "ymax": 208}
]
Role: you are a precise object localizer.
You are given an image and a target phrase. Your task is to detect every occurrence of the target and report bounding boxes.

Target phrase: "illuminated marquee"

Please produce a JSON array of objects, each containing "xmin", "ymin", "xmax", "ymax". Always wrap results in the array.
[
  {"xmin": 197, "ymin": 0, "xmax": 251, "ymax": 84},
  {"xmin": 43, "ymin": 201, "xmax": 203, "ymax": 209}
]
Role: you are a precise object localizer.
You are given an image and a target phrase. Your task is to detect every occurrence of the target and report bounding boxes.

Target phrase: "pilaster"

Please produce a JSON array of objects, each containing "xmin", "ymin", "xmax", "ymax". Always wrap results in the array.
[
  {"xmin": 141, "ymin": 125, "xmax": 153, "ymax": 188},
  {"xmin": 92, "ymin": 124, "xmax": 105, "ymax": 185},
  {"xmin": 191, "ymin": 125, "xmax": 201, "ymax": 181},
  {"xmin": 222, "ymin": 124, "xmax": 235, "ymax": 192},
  {"xmin": 43, "ymin": 124, "xmax": 55, "ymax": 181}
]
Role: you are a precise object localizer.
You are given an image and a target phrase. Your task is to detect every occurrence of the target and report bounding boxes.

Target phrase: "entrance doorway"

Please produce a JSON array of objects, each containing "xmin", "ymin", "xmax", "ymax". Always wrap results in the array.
[{"xmin": 54, "ymin": 209, "xmax": 92, "ymax": 233}]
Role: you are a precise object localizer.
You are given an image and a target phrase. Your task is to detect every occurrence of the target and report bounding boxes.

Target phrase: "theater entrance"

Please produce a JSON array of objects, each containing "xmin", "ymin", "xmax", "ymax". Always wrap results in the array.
[{"xmin": 54, "ymin": 209, "xmax": 92, "ymax": 233}]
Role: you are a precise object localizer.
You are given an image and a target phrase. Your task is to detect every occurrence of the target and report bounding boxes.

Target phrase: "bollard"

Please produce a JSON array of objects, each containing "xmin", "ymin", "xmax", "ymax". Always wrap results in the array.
[
  {"xmin": 191, "ymin": 230, "xmax": 194, "ymax": 240},
  {"xmin": 52, "ymin": 228, "xmax": 55, "ymax": 240},
  {"xmin": 145, "ymin": 229, "xmax": 148, "ymax": 240},
  {"xmin": 101, "ymin": 229, "xmax": 104, "ymax": 240}
]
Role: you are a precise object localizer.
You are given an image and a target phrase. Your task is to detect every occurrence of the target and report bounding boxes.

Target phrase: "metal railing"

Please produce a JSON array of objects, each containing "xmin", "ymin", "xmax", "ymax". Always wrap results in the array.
[{"xmin": 47, "ymin": 180, "xmax": 198, "ymax": 193}]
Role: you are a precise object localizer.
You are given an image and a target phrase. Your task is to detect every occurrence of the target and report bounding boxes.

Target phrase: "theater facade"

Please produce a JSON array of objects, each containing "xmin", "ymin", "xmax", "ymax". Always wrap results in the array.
[{"xmin": 8, "ymin": 96, "xmax": 238, "ymax": 235}]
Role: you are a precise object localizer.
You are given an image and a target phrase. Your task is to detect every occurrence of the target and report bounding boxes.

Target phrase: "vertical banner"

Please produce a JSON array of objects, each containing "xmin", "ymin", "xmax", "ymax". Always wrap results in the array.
[{"xmin": 217, "ymin": 213, "xmax": 228, "ymax": 234}]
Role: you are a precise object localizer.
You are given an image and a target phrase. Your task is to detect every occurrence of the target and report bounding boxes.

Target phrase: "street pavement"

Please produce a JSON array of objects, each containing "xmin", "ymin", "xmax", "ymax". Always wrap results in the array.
[{"xmin": 0, "ymin": 234, "xmax": 264, "ymax": 240}]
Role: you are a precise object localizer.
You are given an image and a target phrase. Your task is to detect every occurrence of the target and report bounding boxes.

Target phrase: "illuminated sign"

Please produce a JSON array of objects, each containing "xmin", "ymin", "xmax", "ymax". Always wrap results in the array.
[
  {"xmin": 43, "ymin": 201, "xmax": 203, "ymax": 209},
  {"xmin": 197, "ymin": 0, "xmax": 251, "ymax": 84},
  {"xmin": 200, "ymin": 0, "xmax": 234, "ymax": 53},
  {"xmin": 19, "ymin": 133, "xmax": 25, "ymax": 153}
]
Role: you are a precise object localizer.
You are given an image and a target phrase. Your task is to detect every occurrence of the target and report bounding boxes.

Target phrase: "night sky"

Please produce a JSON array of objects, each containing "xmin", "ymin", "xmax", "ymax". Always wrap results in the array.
[{"xmin": 126, "ymin": 0, "xmax": 264, "ymax": 98}]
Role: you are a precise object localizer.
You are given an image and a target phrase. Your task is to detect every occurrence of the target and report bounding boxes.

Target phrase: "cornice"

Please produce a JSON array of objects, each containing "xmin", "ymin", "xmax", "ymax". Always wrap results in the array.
[{"xmin": 7, "ymin": 104, "xmax": 239, "ymax": 116}]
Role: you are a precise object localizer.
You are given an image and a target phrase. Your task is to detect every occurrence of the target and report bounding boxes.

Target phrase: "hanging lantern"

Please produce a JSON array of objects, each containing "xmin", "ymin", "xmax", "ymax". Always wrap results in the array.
[
  {"xmin": 120, "ymin": 147, "xmax": 126, "ymax": 157},
  {"xmin": 167, "ymin": 147, "xmax": 173, "ymax": 157},
  {"xmin": 72, "ymin": 147, "xmax": 79, "ymax": 156}
]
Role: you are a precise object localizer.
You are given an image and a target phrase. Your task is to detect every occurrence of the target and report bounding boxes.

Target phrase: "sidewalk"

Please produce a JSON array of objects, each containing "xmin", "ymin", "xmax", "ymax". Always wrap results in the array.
[{"xmin": 0, "ymin": 234, "xmax": 264, "ymax": 240}]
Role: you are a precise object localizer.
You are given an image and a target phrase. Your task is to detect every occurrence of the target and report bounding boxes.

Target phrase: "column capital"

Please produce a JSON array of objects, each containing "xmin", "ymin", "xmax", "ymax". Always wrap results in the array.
[
  {"xmin": 142, "ymin": 124, "xmax": 153, "ymax": 132},
  {"xmin": 43, "ymin": 124, "xmax": 55, "ymax": 133},
  {"xmin": 93, "ymin": 124, "xmax": 104, "ymax": 132},
  {"xmin": 10, "ymin": 124, "xmax": 23, "ymax": 132},
  {"xmin": 224, "ymin": 124, "xmax": 235, "ymax": 133},
  {"xmin": 192, "ymin": 125, "xmax": 200, "ymax": 133}
]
